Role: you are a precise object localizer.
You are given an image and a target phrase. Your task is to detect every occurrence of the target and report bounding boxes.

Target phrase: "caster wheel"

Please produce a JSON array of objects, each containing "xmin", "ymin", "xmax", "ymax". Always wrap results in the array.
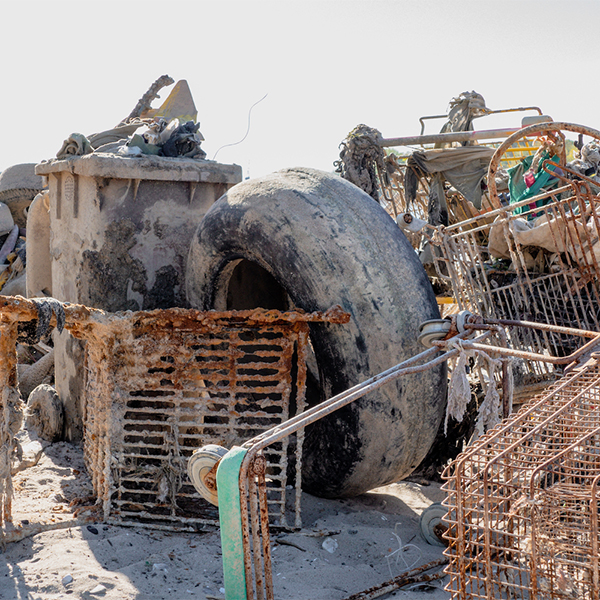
[
  {"xmin": 187, "ymin": 444, "xmax": 228, "ymax": 506},
  {"xmin": 420, "ymin": 502, "xmax": 448, "ymax": 547},
  {"xmin": 418, "ymin": 319, "xmax": 451, "ymax": 348}
]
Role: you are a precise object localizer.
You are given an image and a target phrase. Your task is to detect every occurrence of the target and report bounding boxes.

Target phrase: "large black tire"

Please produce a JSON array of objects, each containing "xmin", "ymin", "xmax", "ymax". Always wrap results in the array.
[{"xmin": 186, "ymin": 167, "xmax": 447, "ymax": 497}]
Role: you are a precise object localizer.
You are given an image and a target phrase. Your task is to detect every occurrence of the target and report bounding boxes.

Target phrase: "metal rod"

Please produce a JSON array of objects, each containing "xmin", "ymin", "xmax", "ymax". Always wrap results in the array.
[
  {"xmin": 342, "ymin": 558, "xmax": 449, "ymax": 600},
  {"xmin": 380, "ymin": 128, "xmax": 520, "ymax": 148},
  {"xmin": 484, "ymin": 317, "xmax": 600, "ymax": 339},
  {"xmin": 446, "ymin": 335, "xmax": 600, "ymax": 365},
  {"xmin": 256, "ymin": 466, "xmax": 274, "ymax": 600},
  {"xmin": 249, "ymin": 473, "xmax": 264, "ymax": 600}
]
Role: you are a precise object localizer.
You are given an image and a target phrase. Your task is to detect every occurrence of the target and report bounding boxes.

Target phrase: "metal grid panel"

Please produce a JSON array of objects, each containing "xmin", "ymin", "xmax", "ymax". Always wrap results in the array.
[
  {"xmin": 81, "ymin": 312, "xmax": 309, "ymax": 530},
  {"xmin": 433, "ymin": 181, "xmax": 600, "ymax": 400},
  {"xmin": 443, "ymin": 361, "xmax": 600, "ymax": 599}
]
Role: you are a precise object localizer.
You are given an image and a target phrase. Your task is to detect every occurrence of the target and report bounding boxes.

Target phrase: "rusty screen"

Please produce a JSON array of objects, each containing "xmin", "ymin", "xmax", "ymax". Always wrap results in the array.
[
  {"xmin": 443, "ymin": 360, "xmax": 600, "ymax": 599},
  {"xmin": 80, "ymin": 309, "xmax": 310, "ymax": 530}
]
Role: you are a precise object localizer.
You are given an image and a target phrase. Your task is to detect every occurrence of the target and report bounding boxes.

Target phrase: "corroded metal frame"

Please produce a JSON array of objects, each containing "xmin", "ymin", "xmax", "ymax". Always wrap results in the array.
[
  {"xmin": 230, "ymin": 316, "xmax": 600, "ymax": 600},
  {"xmin": 0, "ymin": 296, "xmax": 348, "ymax": 533}
]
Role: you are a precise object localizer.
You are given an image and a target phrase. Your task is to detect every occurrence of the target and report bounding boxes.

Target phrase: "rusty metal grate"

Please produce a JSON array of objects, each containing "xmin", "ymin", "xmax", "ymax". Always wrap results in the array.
[
  {"xmin": 78, "ymin": 307, "xmax": 344, "ymax": 530},
  {"xmin": 443, "ymin": 359, "xmax": 600, "ymax": 600},
  {"xmin": 0, "ymin": 297, "xmax": 347, "ymax": 531}
]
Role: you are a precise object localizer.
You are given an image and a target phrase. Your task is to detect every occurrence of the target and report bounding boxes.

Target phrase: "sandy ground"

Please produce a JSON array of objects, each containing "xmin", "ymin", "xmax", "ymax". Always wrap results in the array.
[{"xmin": 1, "ymin": 433, "xmax": 451, "ymax": 600}]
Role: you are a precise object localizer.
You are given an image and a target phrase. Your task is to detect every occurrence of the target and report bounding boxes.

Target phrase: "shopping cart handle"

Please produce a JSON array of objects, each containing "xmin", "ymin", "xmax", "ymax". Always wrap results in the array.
[{"xmin": 216, "ymin": 446, "xmax": 248, "ymax": 600}]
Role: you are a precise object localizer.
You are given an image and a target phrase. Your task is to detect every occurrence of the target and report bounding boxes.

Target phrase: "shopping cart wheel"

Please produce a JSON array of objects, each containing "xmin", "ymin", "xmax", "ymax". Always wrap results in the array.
[
  {"xmin": 420, "ymin": 502, "xmax": 448, "ymax": 547},
  {"xmin": 187, "ymin": 167, "xmax": 447, "ymax": 498},
  {"xmin": 187, "ymin": 444, "xmax": 228, "ymax": 506},
  {"xmin": 418, "ymin": 319, "xmax": 451, "ymax": 348}
]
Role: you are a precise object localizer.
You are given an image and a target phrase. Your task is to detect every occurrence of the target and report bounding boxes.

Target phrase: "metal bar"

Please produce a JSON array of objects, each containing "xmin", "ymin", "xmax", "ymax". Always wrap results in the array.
[
  {"xmin": 0, "ymin": 296, "xmax": 350, "ymax": 328},
  {"xmin": 447, "ymin": 335, "xmax": 600, "ymax": 365},
  {"xmin": 417, "ymin": 106, "xmax": 542, "ymax": 136},
  {"xmin": 238, "ymin": 453, "xmax": 254, "ymax": 600},
  {"xmin": 380, "ymin": 127, "xmax": 520, "ymax": 148},
  {"xmin": 249, "ymin": 472, "xmax": 264, "ymax": 600},
  {"xmin": 482, "ymin": 318, "xmax": 600, "ymax": 339},
  {"xmin": 591, "ymin": 474, "xmax": 600, "ymax": 600},
  {"xmin": 256, "ymin": 465, "xmax": 274, "ymax": 600},
  {"xmin": 342, "ymin": 558, "xmax": 449, "ymax": 600}
]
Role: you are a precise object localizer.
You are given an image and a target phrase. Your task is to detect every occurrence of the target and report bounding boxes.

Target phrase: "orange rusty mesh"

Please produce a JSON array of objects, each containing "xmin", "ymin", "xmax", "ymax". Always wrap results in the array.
[
  {"xmin": 0, "ymin": 297, "xmax": 347, "ymax": 529},
  {"xmin": 442, "ymin": 361, "xmax": 600, "ymax": 600}
]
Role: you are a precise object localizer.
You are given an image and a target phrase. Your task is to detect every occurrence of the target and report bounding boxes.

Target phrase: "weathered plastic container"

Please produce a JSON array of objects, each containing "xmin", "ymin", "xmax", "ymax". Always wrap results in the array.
[{"xmin": 35, "ymin": 153, "xmax": 242, "ymax": 439}]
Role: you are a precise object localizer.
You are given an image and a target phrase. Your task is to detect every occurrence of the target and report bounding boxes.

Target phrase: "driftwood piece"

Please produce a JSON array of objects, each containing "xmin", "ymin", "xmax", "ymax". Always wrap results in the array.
[{"xmin": 124, "ymin": 75, "xmax": 175, "ymax": 123}]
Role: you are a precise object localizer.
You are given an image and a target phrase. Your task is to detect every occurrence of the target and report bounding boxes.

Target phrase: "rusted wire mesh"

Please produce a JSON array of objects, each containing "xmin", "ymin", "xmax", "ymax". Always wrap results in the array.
[
  {"xmin": 82, "ymin": 308, "xmax": 316, "ymax": 530},
  {"xmin": 443, "ymin": 357, "xmax": 600, "ymax": 600},
  {"xmin": 431, "ymin": 176, "xmax": 600, "ymax": 402},
  {"xmin": 0, "ymin": 296, "xmax": 347, "ymax": 530}
]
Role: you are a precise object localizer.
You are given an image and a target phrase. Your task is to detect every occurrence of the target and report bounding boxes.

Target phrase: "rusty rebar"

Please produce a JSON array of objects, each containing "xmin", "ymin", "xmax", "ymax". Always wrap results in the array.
[{"xmin": 342, "ymin": 558, "xmax": 449, "ymax": 600}]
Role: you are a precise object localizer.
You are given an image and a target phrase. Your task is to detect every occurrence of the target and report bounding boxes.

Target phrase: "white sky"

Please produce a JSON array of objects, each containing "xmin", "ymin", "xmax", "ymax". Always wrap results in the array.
[{"xmin": 2, "ymin": 0, "xmax": 600, "ymax": 178}]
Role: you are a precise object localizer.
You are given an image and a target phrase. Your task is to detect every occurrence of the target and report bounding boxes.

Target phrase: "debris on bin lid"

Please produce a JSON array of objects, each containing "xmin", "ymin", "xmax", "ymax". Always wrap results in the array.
[
  {"xmin": 88, "ymin": 121, "xmax": 147, "ymax": 150},
  {"xmin": 56, "ymin": 133, "xmax": 94, "ymax": 159},
  {"xmin": 141, "ymin": 79, "xmax": 198, "ymax": 124},
  {"xmin": 127, "ymin": 134, "xmax": 161, "ymax": 156},
  {"xmin": 47, "ymin": 77, "xmax": 207, "ymax": 161},
  {"xmin": 161, "ymin": 120, "xmax": 206, "ymax": 159}
]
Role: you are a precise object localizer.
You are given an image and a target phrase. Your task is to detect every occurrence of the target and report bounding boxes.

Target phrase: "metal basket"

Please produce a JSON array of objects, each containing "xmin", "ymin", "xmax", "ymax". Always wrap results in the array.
[
  {"xmin": 443, "ymin": 357, "xmax": 600, "ymax": 599},
  {"xmin": 0, "ymin": 297, "xmax": 346, "ymax": 532},
  {"xmin": 431, "ymin": 176, "xmax": 600, "ymax": 401}
]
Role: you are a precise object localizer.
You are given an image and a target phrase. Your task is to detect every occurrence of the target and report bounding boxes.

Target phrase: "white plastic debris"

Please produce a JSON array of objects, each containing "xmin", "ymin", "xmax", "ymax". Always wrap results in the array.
[
  {"xmin": 90, "ymin": 584, "xmax": 107, "ymax": 594},
  {"xmin": 396, "ymin": 212, "xmax": 427, "ymax": 233},
  {"xmin": 62, "ymin": 574, "xmax": 73, "ymax": 586},
  {"xmin": 152, "ymin": 563, "xmax": 168, "ymax": 573},
  {"xmin": 322, "ymin": 538, "xmax": 338, "ymax": 553}
]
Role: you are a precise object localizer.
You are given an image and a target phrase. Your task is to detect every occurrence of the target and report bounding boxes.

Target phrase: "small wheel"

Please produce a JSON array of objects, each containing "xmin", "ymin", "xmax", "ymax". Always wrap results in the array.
[
  {"xmin": 418, "ymin": 319, "xmax": 451, "ymax": 348},
  {"xmin": 187, "ymin": 445, "xmax": 228, "ymax": 506},
  {"xmin": 455, "ymin": 310, "xmax": 474, "ymax": 334},
  {"xmin": 420, "ymin": 502, "xmax": 448, "ymax": 547}
]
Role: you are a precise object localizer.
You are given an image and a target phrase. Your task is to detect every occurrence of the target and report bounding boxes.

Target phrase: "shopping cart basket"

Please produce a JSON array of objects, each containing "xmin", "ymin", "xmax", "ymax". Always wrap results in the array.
[{"xmin": 431, "ymin": 122, "xmax": 600, "ymax": 401}]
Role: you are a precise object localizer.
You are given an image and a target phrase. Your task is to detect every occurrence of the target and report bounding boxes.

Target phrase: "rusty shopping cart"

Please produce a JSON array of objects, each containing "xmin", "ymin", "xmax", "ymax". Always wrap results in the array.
[
  {"xmin": 431, "ymin": 122, "xmax": 600, "ymax": 402},
  {"xmin": 197, "ymin": 313, "xmax": 600, "ymax": 600},
  {"xmin": 443, "ymin": 352, "xmax": 600, "ymax": 600}
]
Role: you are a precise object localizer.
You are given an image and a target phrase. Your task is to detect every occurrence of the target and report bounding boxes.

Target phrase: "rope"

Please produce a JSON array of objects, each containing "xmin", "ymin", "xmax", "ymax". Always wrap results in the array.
[
  {"xmin": 445, "ymin": 339, "xmax": 513, "ymax": 438},
  {"xmin": 334, "ymin": 125, "xmax": 385, "ymax": 202}
]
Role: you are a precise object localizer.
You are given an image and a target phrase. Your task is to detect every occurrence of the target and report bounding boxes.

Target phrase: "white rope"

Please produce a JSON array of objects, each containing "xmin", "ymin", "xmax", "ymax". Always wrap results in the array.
[{"xmin": 445, "ymin": 339, "xmax": 513, "ymax": 438}]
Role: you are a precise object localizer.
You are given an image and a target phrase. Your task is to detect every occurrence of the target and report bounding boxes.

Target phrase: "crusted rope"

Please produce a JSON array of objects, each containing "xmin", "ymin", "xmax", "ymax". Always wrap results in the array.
[
  {"xmin": 0, "ymin": 324, "xmax": 23, "ymax": 526},
  {"xmin": 334, "ymin": 124, "xmax": 385, "ymax": 202},
  {"xmin": 445, "ymin": 339, "xmax": 513, "ymax": 437}
]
